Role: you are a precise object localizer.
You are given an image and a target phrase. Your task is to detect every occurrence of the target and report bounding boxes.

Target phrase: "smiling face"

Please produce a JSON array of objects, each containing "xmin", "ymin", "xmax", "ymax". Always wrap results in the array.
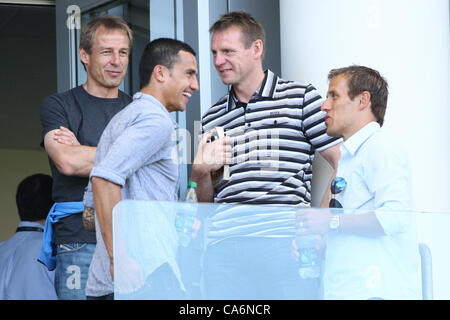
[
  {"xmin": 321, "ymin": 75, "xmax": 362, "ymax": 141},
  {"xmin": 80, "ymin": 26, "xmax": 130, "ymax": 93},
  {"xmin": 163, "ymin": 50, "xmax": 199, "ymax": 112},
  {"xmin": 211, "ymin": 26, "xmax": 259, "ymax": 86}
]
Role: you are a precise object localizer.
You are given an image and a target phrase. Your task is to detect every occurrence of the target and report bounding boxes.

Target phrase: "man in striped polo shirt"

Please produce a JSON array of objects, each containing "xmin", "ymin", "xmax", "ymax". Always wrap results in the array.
[{"xmin": 191, "ymin": 10, "xmax": 341, "ymax": 299}]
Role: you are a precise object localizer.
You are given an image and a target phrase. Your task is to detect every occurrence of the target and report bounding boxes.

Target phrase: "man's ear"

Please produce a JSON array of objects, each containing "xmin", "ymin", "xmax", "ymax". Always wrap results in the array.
[
  {"xmin": 359, "ymin": 91, "xmax": 371, "ymax": 111},
  {"xmin": 79, "ymin": 47, "xmax": 89, "ymax": 66},
  {"xmin": 153, "ymin": 65, "xmax": 167, "ymax": 83},
  {"xmin": 252, "ymin": 39, "xmax": 264, "ymax": 60}
]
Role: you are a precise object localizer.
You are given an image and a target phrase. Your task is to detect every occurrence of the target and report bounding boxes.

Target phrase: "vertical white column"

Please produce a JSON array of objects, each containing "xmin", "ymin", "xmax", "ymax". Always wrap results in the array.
[{"xmin": 280, "ymin": 0, "xmax": 450, "ymax": 299}]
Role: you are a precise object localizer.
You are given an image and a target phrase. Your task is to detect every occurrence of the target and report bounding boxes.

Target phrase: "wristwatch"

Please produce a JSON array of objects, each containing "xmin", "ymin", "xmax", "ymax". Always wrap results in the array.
[{"xmin": 328, "ymin": 214, "xmax": 340, "ymax": 232}]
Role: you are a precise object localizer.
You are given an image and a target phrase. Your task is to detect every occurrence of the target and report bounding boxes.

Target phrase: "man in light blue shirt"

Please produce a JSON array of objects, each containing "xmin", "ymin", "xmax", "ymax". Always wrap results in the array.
[
  {"xmin": 0, "ymin": 174, "xmax": 57, "ymax": 300},
  {"xmin": 295, "ymin": 66, "xmax": 421, "ymax": 299},
  {"xmin": 83, "ymin": 38, "xmax": 199, "ymax": 299}
]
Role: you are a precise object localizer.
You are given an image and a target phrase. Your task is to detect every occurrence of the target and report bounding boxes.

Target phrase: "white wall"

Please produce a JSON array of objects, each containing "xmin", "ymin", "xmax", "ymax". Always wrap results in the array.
[{"xmin": 280, "ymin": 0, "xmax": 450, "ymax": 299}]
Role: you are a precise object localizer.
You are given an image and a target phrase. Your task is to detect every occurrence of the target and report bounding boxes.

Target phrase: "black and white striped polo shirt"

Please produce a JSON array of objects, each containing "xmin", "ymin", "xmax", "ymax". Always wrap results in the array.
[
  {"xmin": 203, "ymin": 69, "xmax": 341, "ymax": 205},
  {"xmin": 202, "ymin": 70, "xmax": 341, "ymax": 241}
]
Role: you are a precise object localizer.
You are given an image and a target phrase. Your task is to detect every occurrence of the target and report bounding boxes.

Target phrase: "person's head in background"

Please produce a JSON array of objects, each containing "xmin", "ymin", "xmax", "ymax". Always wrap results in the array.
[{"xmin": 16, "ymin": 174, "xmax": 54, "ymax": 225}]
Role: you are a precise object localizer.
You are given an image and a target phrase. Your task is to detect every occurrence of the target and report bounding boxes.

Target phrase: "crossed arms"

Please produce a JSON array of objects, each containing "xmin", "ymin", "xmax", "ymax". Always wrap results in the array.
[{"xmin": 44, "ymin": 126, "xmax": 96, "ymax": 177}]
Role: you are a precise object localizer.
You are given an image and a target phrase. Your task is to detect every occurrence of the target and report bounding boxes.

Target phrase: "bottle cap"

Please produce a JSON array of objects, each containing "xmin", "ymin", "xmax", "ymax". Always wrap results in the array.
[{"xmin": 188, "ymin": 181, "xmax": 197, "ymax": 188}]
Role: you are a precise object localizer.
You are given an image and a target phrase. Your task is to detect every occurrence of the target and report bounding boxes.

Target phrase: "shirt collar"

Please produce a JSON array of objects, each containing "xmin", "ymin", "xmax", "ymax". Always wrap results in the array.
[
  {"xmin": 133, "ymin": 91, "xmax": 176, "ymax": 125},
  {"xmin": 18, "ymin": 221, "xmax": 44, "ymax": 230},
  {"xmin": 341, "ymin": 121, "xmax": 381, "ymax": 156},
  {"xmin": 227, "ymin": 69, "xmax": 278, "ymax": 111}
]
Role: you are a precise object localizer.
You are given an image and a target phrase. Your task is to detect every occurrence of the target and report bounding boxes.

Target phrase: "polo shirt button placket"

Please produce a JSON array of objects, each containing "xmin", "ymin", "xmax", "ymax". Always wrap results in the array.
[{"xmin": 244, "ymin": 122, "xmax": 251, "ymax": 134}]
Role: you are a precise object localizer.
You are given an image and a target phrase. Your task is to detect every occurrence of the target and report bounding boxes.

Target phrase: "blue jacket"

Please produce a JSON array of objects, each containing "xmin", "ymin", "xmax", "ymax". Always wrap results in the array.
[{"xmin": 38, "ymin": 202, "xmax": 84, "ymax": 271}]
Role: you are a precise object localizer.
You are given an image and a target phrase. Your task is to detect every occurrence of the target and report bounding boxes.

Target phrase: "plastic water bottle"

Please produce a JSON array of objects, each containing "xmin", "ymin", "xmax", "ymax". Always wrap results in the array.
[
  {"xmin": 184, "ymin": 181, "xmax": 198, "ymax": 203},
  {"xmin": 295, "ymin": 233, "xmax": 320, "ymax": 279},
  {"xmin": 175, "ymin": 181, "xmax": 198, "ymax": 247}
]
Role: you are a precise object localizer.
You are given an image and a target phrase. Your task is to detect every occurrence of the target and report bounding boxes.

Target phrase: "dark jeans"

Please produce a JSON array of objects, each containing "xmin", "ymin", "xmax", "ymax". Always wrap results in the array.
[{"xmin": 203, "ymin": 237, "xmax": 319, "ymax": 300}]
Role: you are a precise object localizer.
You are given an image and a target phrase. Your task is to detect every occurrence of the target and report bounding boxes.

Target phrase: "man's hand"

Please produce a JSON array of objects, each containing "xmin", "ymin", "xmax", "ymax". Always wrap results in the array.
[
  {"xmin": 291, "ymin": 235, "xmax": 325, "ymax": 263},
  {"xmin": 53, "ymin": 126, "xmax": 80, "ymax": 146},
  {"xmin": 44, "ymin": 127, "xmax": 96, "ymax": 177},
  {"xmin": 292, "ymin": 208, "xmax": 328, "ymax": 264},
  {"xmin": 82, "ymin": 206, "xmax": 96, "ymax": 232},
  {"xmin": 113, "ymin": 254, "xmax": 145, "ymax": 294},
  {"xmin": 190, "ymin": 131, "xmax": 232, "ymax": 203},
  {"xmin": 193, "ymin": 131, "xmax": 232, "ymax": 174},
  {"xmin": 296, "ymin": 208, "xmax": 333, "ymax": 236}
]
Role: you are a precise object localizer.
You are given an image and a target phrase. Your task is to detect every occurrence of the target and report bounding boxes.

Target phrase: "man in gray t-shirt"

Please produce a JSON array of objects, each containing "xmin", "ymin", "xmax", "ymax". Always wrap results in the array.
[{"xmin": 83, "ymin": 38, "xmax": 199, "ymax": 299}]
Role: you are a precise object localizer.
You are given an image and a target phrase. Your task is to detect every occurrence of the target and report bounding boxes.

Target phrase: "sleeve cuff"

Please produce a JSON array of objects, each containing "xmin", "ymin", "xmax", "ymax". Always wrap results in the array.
[{"xmin": 90, "ymin": 166, "xmax": 126, "ymax": 187}]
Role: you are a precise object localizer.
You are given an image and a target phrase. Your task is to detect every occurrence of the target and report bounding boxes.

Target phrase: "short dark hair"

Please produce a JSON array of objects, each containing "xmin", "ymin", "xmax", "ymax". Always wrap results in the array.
[
  {"xmin": 15, "ymin": 174, "xmax": 53, "ymax": 222},
  {"xmin": 79, "ymin": 15, "xmax": 133, "ymax": 54},
  {"xmin": 139, "ymin": 38, "xmax": 196, "ymax": 88},
  {"xmin": 328, "ymin": 65, "xmax": 389, "ymax": 126},
  {"xmin": 209, "ymin": 10, "xmax": 266, "ymax": 59}
]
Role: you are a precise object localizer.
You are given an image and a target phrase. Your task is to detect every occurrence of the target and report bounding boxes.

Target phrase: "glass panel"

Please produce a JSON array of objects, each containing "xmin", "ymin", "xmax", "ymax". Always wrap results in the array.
[{"xmin": 112, "ymin": 200, "xmax": 450, "ymax": 300}]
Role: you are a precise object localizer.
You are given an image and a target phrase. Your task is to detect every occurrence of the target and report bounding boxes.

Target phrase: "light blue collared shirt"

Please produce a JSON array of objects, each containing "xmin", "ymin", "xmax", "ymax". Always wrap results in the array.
[
  {"xmin": 83, "ymin": 92, "xmax": 180, "ymax": 297},
  {"xmin": 323, "ymin": 122, "xmax": 421, "ymax": 300},
  {"xmin": 337, "ymin": 122, "xmax": 413, "ymax": 215},
  {"xmin": 0, "ymin": 221, "xmax": 57, "ymax": 300}
]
